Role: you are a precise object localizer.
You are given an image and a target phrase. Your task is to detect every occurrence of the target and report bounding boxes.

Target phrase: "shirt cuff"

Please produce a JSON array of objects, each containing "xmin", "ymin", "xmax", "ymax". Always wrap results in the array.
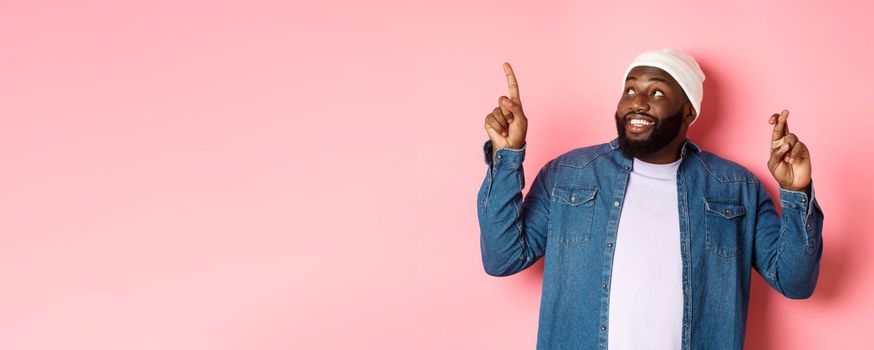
[
  {"xmin": 778, "ymin": 180, "xmax": 817, "ymax": 218},
  {"xmin": 483, "ymin": 140, "xmax": 527, "ymax": 168}
]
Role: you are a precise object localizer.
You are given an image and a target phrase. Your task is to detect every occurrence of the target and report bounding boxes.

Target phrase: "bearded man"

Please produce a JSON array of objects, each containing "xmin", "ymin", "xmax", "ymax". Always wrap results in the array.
[{"xmin": 477, "ymin": 48, "xmax": 823, "ymax": 349}]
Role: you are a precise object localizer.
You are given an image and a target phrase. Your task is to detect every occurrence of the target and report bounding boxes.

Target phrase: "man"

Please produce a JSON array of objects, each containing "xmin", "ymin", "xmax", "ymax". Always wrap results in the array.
[{"xmin": 476, "ymin": 48, "xmax": 823, "ymax": 350}]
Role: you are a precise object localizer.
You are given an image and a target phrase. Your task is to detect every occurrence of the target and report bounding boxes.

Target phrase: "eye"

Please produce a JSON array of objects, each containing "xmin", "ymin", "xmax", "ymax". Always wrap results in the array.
[
  {"xmin": 625, "ymin": 87, "xmax": 636, "ymax": 95},
  {"xmin": 652, "ymin": 89, "xmax": 664, "ymax": 97}
]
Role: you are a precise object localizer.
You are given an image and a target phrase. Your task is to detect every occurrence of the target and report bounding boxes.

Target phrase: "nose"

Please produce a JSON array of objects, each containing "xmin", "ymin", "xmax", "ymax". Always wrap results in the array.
[{"xmin": 630, "ymin": 92, "xmax": 650, "ymax": 113}]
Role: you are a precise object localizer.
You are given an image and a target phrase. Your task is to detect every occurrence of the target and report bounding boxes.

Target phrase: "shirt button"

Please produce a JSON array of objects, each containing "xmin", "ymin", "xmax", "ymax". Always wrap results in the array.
[
  {"xmin": 624, "ymin": 166, "xmax": 629, "ymax": 170},
  {"xmin": 600, "ymin": 325, "xmax": 607, "ymax": 331},
  {"xmin": 607, "ymin": 243, "xmax": 613, "ymax": 248},
  {"xmin": 602, "ymin": 283, "xmax": 608, "ymax": 289},
  {"xmin": 806, "ymin": 223, "xmax": 812, "ymax": 228},
  {"xmin": 497, "ymin": 154, "xmax": 502, "ymax": 159},
  {"xmin": 614, "ymin": 201, "xmax": 620, "ymax": 207},
  {"xmin": 570, "ymin": 196, "xmax": 576, "ymax": 203},
  {"xmin": 724, "ymin": 209, "xmax": 730, "ymax": 215}
]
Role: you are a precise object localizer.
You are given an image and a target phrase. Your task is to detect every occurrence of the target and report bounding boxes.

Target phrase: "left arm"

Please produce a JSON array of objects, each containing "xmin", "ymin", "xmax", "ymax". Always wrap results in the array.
[{"xmin": 752, "ymin": 109, "xmax": 825, "ymax": 299}]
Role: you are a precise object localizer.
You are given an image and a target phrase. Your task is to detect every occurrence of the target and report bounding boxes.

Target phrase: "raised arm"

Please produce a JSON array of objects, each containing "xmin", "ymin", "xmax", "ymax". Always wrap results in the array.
[
  {"xmin": 477, "ymin": 63, "xmax": 550, "ymax": 277},
  {"xmin": 753, "ymin": 110, "xmax": 824, "ymax": 298}
]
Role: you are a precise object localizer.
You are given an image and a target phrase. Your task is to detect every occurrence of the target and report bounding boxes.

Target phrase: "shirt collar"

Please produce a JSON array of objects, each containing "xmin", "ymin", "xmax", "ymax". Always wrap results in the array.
[{"xmin": 609, "ymin": 137, "xmax": 701, "ymax": 166}]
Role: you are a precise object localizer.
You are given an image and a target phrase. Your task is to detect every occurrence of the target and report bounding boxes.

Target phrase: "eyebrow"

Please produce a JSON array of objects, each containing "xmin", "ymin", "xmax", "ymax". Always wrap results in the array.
[{"xmin": 625, "ymin": 76, "xmax": 667, "ymax": 82}]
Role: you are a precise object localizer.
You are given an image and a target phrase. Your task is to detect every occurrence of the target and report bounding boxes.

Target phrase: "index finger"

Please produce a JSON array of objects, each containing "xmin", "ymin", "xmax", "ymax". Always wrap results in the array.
[
  {"xmin": 771, "ymin": 109, "xmax": 789, "ymax": 141},
  {"xmin": 503, "ymin": 62, "xmax": 521, "ymax": 102}
]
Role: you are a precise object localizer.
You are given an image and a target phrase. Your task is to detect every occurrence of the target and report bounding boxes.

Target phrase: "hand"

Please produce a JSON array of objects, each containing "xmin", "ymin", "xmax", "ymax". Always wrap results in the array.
[
  {"xmin": 483, "ymin": 62, "xmax": 528, "ymax": 151},
  {"xmin": 767, "ymin": 110, "xmax": 812, "ymax": 191}
]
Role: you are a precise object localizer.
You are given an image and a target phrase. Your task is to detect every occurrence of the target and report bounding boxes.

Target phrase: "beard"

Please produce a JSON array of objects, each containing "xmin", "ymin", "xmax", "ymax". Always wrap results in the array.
[{"xmin": 615, "ymin": 108, "xmax": 685, "ymax": 159}]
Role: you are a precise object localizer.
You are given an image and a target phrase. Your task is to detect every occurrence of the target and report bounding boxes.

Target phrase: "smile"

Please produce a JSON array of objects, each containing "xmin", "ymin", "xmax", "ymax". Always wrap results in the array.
[
  {"xmin": 625, "ymin": 116, "xmax": 656, "ymax": 135},
  {"xmin": 629, "ymin": 119, "xmax": 655, "ymax": 126}
]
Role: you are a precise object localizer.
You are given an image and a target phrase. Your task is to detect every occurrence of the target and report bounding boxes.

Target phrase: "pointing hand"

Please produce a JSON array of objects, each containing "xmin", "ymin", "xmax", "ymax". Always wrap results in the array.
[{"xmin": 484, "ymin": 62, "xmax": 528, "ymax": 151}]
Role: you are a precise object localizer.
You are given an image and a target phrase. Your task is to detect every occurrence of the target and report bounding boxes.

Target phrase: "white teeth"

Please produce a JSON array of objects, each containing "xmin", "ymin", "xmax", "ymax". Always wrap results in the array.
[{"xmin": 630, "ymin": 119, "xmax": 655, "ymax": 126}]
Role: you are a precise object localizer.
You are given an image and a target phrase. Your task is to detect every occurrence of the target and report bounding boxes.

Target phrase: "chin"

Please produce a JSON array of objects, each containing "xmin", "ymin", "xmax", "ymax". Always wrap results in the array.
[{"xmin": 624, "ymin": 129, "xmax": 654, "ymax": 141}]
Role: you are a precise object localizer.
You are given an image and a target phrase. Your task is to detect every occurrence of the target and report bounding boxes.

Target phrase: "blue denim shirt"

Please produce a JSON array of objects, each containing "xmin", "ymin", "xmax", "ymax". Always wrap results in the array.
[{"xmin": 477, "ymin": 138, "xmax": 824, "ymax": 350}]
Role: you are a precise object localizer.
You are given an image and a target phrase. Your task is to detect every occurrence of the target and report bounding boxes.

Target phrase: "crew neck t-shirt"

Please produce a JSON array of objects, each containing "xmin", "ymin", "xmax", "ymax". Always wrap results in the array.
[{"xmin": 607, "ymin": 156, "xmax": 683, "ymax": 350}]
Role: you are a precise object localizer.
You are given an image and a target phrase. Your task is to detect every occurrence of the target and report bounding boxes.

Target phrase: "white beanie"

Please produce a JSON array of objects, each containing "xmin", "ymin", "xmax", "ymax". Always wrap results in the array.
[{"xmin": 622, "ymin": 48, "xmax": 706, "ymax": 125}]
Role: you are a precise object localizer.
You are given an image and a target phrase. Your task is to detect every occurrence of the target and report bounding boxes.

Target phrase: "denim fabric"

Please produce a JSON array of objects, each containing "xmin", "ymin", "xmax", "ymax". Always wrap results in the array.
[{"xmin": 476, "ymin": 138, "xmax": 824, "ymax": 350}]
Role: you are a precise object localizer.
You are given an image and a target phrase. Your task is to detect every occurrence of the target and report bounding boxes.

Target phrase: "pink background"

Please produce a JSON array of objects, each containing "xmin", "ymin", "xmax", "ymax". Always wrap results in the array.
[{"xmin": 1, "ymin": 0, "xmax": 872, "ymax": 349}]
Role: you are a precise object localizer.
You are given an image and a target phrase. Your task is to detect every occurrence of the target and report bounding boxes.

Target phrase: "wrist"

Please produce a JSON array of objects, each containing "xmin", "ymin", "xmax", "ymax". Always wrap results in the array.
[
  {"xmin": 496, "ymin": 141, "xmax": 525, "ymax": 151},
  {"xmin": 779, "ymin": 184, "xmax": 810, "ymax": 193}
]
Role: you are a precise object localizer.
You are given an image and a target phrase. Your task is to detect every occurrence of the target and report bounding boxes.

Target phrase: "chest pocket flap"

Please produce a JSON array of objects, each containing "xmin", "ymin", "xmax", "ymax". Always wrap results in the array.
[
  {"xmin": 553, "ymin": 185, "xmax": 597, "ymax": 207},
  {"xmin": 704, "ymin": 197, "xmax": 745, "ymax": 219}
]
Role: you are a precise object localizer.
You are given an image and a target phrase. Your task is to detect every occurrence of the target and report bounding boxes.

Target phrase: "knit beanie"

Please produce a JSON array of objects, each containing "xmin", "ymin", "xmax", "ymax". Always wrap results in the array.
[{"xmin": 623, "ymin": 48, "xmax": 706, "ymax": 125}]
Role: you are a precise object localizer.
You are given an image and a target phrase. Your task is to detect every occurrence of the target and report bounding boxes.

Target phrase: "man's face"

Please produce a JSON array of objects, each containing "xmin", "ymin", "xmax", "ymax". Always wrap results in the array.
[{"xmin": 615, "ymin": 66, "xmax": 695, "ymax": 158}]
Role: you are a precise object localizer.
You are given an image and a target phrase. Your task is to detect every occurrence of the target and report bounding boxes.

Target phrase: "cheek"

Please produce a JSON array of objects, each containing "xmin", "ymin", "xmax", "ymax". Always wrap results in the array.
[
  {"xmin": 649, "ymin": 100, "xmax": 676, "ymax": 116},
  {"xmin": 616, "ymin": 97, "xmax": 631, "ymax": 111}
]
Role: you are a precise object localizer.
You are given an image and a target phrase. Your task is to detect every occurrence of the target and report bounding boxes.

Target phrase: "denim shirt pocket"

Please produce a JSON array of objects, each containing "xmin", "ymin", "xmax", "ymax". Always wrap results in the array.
[
  {"xmin": 549, "ymin": 184, "xmax": 597, "ymax": 246},
  {"xmin": 703, "ymin": 197, "xmax": 746, "ymax": 258}
]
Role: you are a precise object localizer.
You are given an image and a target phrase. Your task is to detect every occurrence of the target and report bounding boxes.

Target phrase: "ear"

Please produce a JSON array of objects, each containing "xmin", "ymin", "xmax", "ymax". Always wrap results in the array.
[{"xmin": 684, "ymin": 103, "xmax": 697, "ymax": 124}]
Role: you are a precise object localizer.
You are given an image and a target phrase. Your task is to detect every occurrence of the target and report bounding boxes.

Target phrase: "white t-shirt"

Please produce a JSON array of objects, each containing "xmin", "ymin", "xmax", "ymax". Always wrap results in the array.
[{"xmin": 607, "ymin": 156, "xmax": 683, "ymax": 350}]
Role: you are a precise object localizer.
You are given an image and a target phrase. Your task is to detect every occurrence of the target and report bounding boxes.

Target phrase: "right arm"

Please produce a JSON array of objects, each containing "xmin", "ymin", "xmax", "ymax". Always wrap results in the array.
[{"xmin": 477, "ymin": 62, "xmax": 550, "ymax": 277}]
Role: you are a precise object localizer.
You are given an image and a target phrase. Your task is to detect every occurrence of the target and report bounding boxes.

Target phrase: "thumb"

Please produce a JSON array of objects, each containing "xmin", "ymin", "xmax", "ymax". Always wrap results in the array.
[{"xmin": 768, "ymin": 142, "xmax": 790, "ymax": 170}]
